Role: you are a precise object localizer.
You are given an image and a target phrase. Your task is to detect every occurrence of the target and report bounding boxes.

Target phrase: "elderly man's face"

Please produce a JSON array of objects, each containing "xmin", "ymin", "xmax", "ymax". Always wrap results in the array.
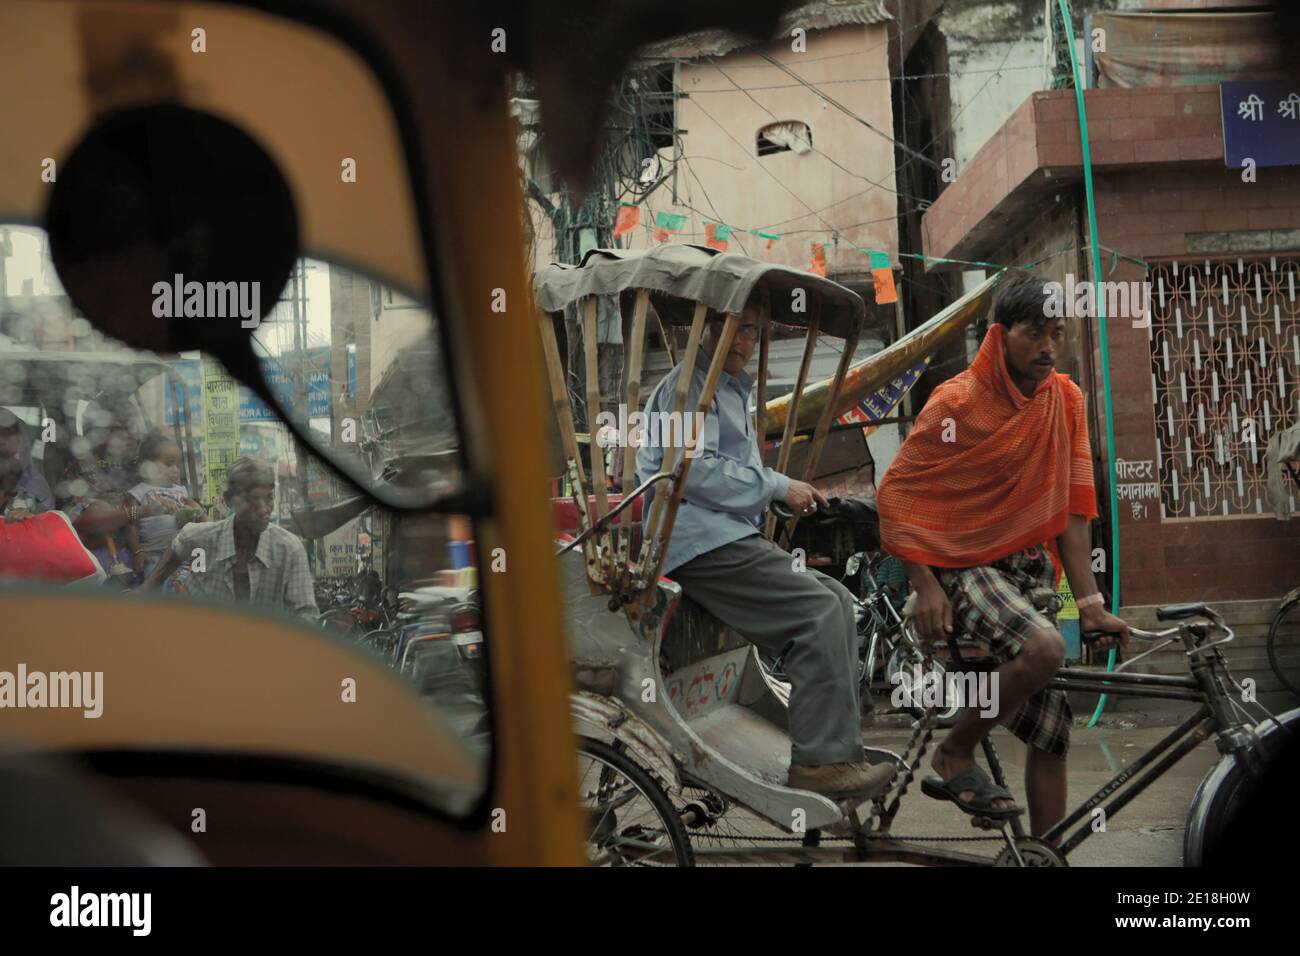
[
  {"xmin": 231, "ymin": 485, "xmax": 275, "ymax": 534},
  {"xmin": 705, "ymin": 304, "xmax": 763, "ymax": 376}
]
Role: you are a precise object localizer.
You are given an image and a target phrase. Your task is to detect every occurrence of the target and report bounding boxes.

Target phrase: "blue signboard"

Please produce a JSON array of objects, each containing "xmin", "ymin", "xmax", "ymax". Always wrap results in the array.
[
  {"xmin": 166, "ymin": 350, "xmax": 332, "ymax": 425},
  {"xmin": 1220, "ymin": 81, "xmax": 1300, "ymax": 169},
  {"xmin": 241, "ymin": 349, "xmax": 332, "ymax": 422}
]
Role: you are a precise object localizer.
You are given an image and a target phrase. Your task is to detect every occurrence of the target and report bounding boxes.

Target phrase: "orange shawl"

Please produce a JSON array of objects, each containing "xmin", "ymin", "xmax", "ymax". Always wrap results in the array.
[{"xmin": 876, "ymin": 323, "xmax": 1097, "ymax": 569}]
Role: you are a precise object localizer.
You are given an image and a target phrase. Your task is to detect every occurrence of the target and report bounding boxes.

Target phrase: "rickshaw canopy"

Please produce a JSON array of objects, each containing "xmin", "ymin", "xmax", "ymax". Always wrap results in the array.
[{"xmin": 533, "ymin": 244, "xmax": 866, "ymax": 339}]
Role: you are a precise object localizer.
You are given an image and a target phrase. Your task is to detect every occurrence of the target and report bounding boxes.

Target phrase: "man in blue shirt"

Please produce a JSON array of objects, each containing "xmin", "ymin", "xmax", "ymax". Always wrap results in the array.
[{"xmin": 636, "ymin": 299, "xmax": 895, "ymax": 800}]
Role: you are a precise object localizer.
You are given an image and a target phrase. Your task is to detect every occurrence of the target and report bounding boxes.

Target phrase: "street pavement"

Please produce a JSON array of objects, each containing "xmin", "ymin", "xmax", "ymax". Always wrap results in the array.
[{"xmin": 856, "ymin": 712, "xmax": 1221, "ymax": 867}]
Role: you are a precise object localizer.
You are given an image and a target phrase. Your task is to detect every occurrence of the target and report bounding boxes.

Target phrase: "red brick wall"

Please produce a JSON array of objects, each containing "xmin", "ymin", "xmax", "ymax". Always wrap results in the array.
[{"xmin": 1092, "ymin": 166, "xmax": 1300, "ymax": 605}]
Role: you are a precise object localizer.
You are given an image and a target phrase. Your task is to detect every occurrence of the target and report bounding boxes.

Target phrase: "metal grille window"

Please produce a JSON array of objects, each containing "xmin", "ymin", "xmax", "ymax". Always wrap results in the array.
[{"xmin": 1149, "ymin": 255, "xmax": 1300, "ymax": 519}]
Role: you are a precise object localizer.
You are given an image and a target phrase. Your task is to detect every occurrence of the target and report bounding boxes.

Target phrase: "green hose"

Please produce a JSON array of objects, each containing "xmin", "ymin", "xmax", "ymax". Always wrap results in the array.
[{"xmin": 1056, "ymin": 0, "xmax": 1121, "ymax": 727}]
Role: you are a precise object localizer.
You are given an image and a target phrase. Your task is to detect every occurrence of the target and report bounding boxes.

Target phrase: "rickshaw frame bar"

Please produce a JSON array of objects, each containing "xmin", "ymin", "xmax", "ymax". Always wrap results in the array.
[
  {"xmin": 640, "ymin": 309, "xmax": 740, "ymax": 597},
  {"xmin": 766, "ymin": 296, "xmax": 820, "ymax": 540},
  {"xmin": 619, "ymin": 290, "xmax": 651, "ymax": 566}
]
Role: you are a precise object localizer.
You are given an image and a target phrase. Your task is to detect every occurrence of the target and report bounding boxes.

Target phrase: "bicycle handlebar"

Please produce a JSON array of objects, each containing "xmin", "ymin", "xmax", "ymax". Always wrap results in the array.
[{"xmin": 1081, "ymin": 619, "xmax": 1236, "ymax": 673}]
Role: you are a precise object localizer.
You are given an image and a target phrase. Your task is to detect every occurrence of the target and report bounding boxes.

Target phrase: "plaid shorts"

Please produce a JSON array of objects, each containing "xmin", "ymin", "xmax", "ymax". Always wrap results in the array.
[{"xmin": 934, "ymin": 546, "xmax": 1071, "ymax": 758}]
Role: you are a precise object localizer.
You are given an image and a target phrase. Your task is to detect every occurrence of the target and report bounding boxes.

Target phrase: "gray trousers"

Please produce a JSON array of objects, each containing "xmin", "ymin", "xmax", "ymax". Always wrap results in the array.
[{"xmin": 669, "ymin": 533, "xmax": 863, "ymax": 766}]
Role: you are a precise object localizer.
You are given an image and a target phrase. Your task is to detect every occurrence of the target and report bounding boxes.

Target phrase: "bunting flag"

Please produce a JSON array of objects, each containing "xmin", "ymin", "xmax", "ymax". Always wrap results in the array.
[
  {"xmin": 808, "ymin": 241, "xmax": 827, "ymax": 277},
  {"xmin": 613, "ymin": 202, "xmax": 640, "ymax": 238},
  {"xmin": 653, "ymin": 227, "xmax": 671, "ymax": 243},
  {"xmin": 835, "ymin": 358, "xmax": 930, "ymax": 437},
  {"xmin": 654, "ymin": 210, "xmax": 687, "ymax": 232},
  {"xmin": 704, "ymin": 221, "xmax": 729, "ymax": 251},
  {"xmin": 867, "ymin": 249, "xmax": 898, "ymax": 305}
]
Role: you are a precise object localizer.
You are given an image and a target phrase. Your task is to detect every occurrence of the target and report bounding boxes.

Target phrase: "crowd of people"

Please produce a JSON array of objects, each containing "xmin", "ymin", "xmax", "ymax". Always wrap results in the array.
[{"xmin": 0, "ymin": 407, "xmax": 318, "ymax": 619}]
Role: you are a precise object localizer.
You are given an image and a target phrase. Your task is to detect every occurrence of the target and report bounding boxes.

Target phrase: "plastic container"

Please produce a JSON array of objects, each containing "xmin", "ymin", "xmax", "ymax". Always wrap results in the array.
[{"xmin": 448, "ymin": 540, "xmax": 473, "ymax": 569}]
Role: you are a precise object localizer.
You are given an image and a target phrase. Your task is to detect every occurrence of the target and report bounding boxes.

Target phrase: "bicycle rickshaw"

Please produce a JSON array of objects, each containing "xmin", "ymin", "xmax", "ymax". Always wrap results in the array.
[{"xmin": 534, "ymin": 244, "xmax": 1299, "ymax": 867}]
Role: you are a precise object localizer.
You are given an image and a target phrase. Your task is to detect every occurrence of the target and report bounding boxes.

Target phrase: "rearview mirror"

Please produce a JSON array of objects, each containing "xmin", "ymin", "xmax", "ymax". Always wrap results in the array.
[{"xmin": 45, "ymin": 103, "xmax": 484, "ymax": 516}]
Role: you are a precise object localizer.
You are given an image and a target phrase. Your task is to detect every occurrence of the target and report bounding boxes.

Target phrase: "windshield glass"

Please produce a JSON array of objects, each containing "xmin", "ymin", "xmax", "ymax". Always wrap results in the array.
[{"xmin": 0, "ymin": 224, "xmax": 489, "ymax": 810}]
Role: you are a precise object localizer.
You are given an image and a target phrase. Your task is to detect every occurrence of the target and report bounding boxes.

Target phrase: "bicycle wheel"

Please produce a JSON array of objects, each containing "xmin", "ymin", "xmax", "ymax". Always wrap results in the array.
[
  {"xmin": 886, "ymin": 644, "xmax": 961, "ymax": 728},
  {"xmin": 576, "ymin": 737, "xmax": 694, "ymax": 867},
  {"xmin": 1185, "ymin": 707, "xmax": 1300, "ymax": 865},
  {"xmin": 1266, "ymin": 592, "xmax": 1300, "ymax": 698}
]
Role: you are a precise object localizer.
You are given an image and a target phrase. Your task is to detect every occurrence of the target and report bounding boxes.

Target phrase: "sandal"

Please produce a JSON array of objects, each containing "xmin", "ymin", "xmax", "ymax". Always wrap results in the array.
[{"xmin": 920, "ymin": 765, "xmax": 1024, "ymax": 820}]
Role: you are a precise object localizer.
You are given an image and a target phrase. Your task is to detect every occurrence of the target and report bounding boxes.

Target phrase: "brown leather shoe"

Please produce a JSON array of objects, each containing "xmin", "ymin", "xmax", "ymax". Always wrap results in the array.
[{"xmin": 787, "ymin": 760, "xmax": 896, "ymax": 799}]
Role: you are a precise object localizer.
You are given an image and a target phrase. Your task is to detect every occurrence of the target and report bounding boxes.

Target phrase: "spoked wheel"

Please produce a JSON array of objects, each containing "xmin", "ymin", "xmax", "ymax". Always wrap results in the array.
[
  {"xmin": 994, "ymin": 836, "xmax": 1068, "ymax": 867},
  {"xmin": 576, "ymin": 737, "xmax": 694, "ymax": 867},
  {"xmin": 886, "ymin": 645, "xmax": 962, "ymax": 728},
  {"xmin": 676, "ymin": 782, "xmax": 790, "ymax": 865},
  {"xmin": 358, "ymin": 627, "xmax": 398, "ymax": 659},
  {"xmin": 1266, "ymin": 592, "xmax": 1300, "ymax": 698}
]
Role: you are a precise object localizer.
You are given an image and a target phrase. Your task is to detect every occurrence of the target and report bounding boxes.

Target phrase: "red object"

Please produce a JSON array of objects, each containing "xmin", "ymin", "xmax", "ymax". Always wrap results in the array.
[
  {"xmin": 452, "ymin": 607, "xmax": 480, "ymax": 632},
  {"xmin": 550, "ymin": 494, "xmax": 643, "ymax": 533},
  {"xmin": 653, "ymin": 227, "xmax": 671, "ymax": 244},
  {"xmin": 0, "ymin": 512, "xmax": 104, "ymax": 584},
  {"xmin": 614, "ymin": 204, "xmax": 640, "ymax": 238},
  {"xmin": 551, "ymin": 494, "xmax": 646, "ymax": 556},
  {"xmin": 704, "ymin": 223, "xmax": 729, "ymax": 251}
]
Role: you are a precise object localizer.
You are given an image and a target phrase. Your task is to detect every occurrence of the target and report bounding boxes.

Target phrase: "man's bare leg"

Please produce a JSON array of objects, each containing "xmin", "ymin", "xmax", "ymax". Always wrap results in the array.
[
  {"xmin": 1024, "ymin": 747, "xmax": 1067, "ymax": 840},
  {"xmin": 929, "ymin": 628, "xmax": 1065, "ymax": 812}
]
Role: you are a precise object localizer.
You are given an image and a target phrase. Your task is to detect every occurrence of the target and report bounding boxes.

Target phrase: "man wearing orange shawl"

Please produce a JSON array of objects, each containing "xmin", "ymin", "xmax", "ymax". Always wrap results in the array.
[{"xmin": 876, "ymin": 276, "xmax": 1130, "ymax": 838}]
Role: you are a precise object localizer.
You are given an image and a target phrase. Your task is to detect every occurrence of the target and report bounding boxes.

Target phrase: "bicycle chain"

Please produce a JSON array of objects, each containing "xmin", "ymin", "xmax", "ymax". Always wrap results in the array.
[
  {"xmin": 691, "ymin": 830, "xmax": 1002, "ymax": 844},
  {"xmin": 859, "ymin": 645, "xmax": 940, "ymax": 837}
]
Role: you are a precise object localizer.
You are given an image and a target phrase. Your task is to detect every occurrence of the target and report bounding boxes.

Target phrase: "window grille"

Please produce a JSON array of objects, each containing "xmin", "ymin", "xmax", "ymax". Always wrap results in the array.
[{"xmin": 1148, "ymin": 255, "xmax": 1300, "ymax": 519}]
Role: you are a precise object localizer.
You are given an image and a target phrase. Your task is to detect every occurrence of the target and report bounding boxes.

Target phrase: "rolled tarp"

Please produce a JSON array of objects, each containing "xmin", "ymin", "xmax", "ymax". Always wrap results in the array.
[{"xmin": 762, "ymin": 272, "xmax": 1002, "ymax": 440}]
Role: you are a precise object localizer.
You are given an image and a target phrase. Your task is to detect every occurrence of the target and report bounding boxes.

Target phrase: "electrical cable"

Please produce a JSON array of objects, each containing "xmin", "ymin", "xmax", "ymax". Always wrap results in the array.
[
  {"xmin": 703, "ymin": 55, "xmax": 931, "ymax": 207},
  {"xmin": 687, "ymin": 63, "xmax": 1049, "ymax": 92},
  {"xmin": 757, "ymin": 51, "xmax": 942, "ymax": 173}
]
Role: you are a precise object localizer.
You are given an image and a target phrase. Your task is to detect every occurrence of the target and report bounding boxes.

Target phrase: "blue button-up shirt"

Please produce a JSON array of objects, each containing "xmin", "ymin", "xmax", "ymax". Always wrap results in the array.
[{"xmin": 636, "ymin": 349, "xmax": 790, "ymax": 575}]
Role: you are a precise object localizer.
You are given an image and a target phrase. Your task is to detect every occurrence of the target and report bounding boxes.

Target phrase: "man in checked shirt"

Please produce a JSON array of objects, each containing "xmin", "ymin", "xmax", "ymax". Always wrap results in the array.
[{"xmin": 142, "ymin": 457, "xmax": 318, "ymax": 619}]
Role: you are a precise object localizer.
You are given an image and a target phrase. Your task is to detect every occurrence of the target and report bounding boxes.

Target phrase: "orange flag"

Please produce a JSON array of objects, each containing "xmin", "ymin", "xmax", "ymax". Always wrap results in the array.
[
  {"xmin": 704, "ymin": 222, "xmax": 729, "ymax": 252},
  {"xmin": 872, "ymin": 267, "xmax": 898, "ymax": 304},
  {"xmin": 654, "ymin": 227, "xmax": 671, "ymax": 243},
  {"xmin": 808, "ymin": 242, "xmax": 827, "ymax": 277},
  {"xmin": 613, "ymin": 203, "xmax": 639, "ymax": 238}
]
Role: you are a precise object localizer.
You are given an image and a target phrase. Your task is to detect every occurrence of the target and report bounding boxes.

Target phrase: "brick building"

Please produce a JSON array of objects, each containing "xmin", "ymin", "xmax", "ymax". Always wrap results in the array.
[{"xmin": 917, "ymin": 6, "xmax": 1299, "ymax": 700}]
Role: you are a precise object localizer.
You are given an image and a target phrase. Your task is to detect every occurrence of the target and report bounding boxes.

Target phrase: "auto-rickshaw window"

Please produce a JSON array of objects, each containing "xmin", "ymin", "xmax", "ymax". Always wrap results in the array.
[{"xmin": 1, "ymin": 224, "xmax": 489, "ymax": 809}]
